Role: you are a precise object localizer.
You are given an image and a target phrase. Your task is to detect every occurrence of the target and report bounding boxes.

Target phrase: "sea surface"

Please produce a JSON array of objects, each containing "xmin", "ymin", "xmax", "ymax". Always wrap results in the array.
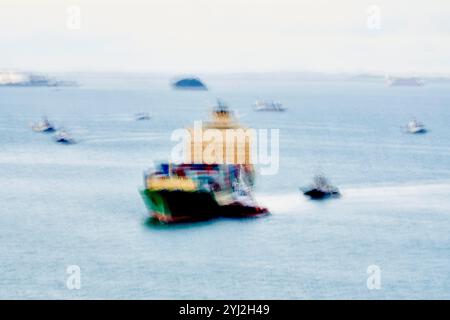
[{"xmin": 1, "ymin": 74, "xmax": 449, "ymax": 299}]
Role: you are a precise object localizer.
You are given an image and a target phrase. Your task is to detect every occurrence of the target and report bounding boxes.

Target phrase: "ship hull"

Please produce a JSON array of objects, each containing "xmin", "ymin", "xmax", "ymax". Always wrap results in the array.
[
  {"xmin": 408, "ymin": 128, "xmax": 427, "ymax": 134},
  {"xmin": 140, "ymin": 189, "xmax": 268, "ymax": 223},
  {"xmin": 303, "ymin": 188, "xmax": 340, "ymax": 200},
  {"xmin": 32, "ymin": 125, "xmax": 55, "ymax": 133},
  {"xmin": 254, "ymin": 108, "xmax": 286, "ymax": 112}
]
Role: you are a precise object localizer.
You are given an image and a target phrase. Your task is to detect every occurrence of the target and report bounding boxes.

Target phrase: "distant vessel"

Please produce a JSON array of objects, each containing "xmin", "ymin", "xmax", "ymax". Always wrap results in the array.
[
  {"xmin": 253, "ymin": 100, "xmax": 285, "ymax": 112},
  {"xmin": 140, "ymin": 100, "xmax": 268, "ymax": 223},
  {"xmin": 386, "ymin": 76, "xmax": 424, "ymax": 87},
  {"xmin": 0, "ymin": 71, "xmax": 73, "ymax": 87},
  {"xmin": 135, "ymin": 112, "xmax": 151, "ymax": 121},
  {"xmin": 54, "ymin": 129, "xmax": 75, "ymax": 144},
  {"xmin": 172, "ymin": 77, "xmax": 207, "ymax": 90},
  {"xmin": 301, "ymin": 175, "xmax": 340, "ymax": 200},
  {"xmin": 31, "ymin": 117, "xmax": 55, "ymax": 133},
  {"xmin": 406, "ymin": 119, "xmax": 427, "ymax": 134}
]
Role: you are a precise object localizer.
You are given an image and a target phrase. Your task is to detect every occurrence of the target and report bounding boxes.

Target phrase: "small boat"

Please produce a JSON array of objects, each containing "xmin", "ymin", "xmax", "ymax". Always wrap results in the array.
[
  {"xmin": 301, "ymin": 175, "xmax": 340, "ymax": 200},
  {"xmin": 31, "ymin": 117, "xmax": 55, "ymax": 133},
  {"xmin": 253, "ymin": 100, "xmax": 285, "ymax": 111},
  {"xmin": 135, "ymin": 112, "xmax": 151, "ymax": 121},
  {"xmin": 406, "ymin": 119, "xmax": 427, "ymax": 134},
  {"xmin": 54, "ymin": 129, "xmax": 75, "ymax": 144}
]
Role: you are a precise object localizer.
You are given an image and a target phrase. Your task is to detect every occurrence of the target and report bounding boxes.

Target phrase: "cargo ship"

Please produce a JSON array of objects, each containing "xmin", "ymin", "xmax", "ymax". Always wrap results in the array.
[{"xmin": 140, "ymin": 101, "xmax": 268, "ymax": 223}]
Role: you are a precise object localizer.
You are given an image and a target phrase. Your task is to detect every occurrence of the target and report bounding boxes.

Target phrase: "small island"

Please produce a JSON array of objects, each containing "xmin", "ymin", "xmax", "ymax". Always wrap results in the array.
[{"xmin": 171, "ymin": 77, "xmax": 207, "ymax": 90}]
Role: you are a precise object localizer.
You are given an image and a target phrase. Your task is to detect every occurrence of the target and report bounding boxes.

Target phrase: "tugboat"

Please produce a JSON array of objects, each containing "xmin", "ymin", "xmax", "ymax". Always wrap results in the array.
[
  {"xmin": 54, "ymin": 129, "xmax": 75, "ymax": 144},
  {"xmin": 406, "ymin": 119, "xmax": 427, "ymax": 134},
  {"xmin": 253, "ymin": 100, "xmax": 285, "ymax": 111},
  {"xmin": 301, "ymin": 175, "xmax": 340, "ymax": 200},
  {"xmin": 140, "ymin": 100, "xmax": 268, "ymax": 223},
  {"xmin": 31, "ymin": 117, "xmax": 55, "ymax": 133}
]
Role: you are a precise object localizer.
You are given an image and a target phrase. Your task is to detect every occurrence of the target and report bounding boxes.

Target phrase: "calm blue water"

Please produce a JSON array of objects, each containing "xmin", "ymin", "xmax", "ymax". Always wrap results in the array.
[{"xmin": 1, "ymin": 74, "xmax": 449, "ymax": 299}]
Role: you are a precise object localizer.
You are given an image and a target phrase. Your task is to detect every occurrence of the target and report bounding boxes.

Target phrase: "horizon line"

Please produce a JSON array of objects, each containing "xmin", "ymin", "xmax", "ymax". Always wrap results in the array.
[{"xmin": 2, "ymin": 68, "xmax": 450, "ymax": 78}]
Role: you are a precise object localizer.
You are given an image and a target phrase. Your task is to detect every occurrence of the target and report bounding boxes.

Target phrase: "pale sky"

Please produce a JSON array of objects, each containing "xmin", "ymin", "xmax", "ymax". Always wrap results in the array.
[{"xmin": 1, "ymin": 0, "xmax": 450, "ymax": 74}]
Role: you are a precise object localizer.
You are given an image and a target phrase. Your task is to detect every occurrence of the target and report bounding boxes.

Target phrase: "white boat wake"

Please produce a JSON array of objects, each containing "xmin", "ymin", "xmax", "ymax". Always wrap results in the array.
[{"xmin": 255, "ymin": 182, "xmax": 450, "ymax": 214}]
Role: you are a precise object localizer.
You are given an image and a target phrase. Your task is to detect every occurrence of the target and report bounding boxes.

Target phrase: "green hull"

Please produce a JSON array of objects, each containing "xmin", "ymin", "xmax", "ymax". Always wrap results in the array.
[
  {"xmin": 140, "ymin": 189, "xmax": 168, "ymax": 215},
  {"xmin": 140, "ymin": 189, "xmax": 219, "ymax": 222},
  {"xmin": 140, "ymin": 188, "xmax": 268, "ymax": 223}
]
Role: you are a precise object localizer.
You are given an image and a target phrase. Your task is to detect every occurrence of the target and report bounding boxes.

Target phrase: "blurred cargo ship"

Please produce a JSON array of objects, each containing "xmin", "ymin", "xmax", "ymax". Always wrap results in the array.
[{"xmin": 140, "ymin": 101, "xmax": 268, "ymax": 223}]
